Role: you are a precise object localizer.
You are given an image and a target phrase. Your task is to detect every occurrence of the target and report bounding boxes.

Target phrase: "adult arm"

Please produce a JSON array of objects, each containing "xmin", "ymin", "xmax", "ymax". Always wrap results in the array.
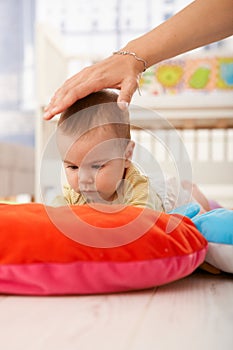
[{"xmin": 44, "ymin": 0, "xmax": 233, "ymax": 119}]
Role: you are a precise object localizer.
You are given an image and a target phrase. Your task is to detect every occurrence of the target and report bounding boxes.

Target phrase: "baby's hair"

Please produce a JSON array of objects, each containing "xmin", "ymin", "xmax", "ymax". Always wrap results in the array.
[{"xmin": 57, "ymin": 89, "xmax": 131, "ymax": 141}]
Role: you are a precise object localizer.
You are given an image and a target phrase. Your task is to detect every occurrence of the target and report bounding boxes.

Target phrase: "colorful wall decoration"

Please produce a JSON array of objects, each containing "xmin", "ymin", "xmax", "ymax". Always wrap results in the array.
[{"xmin": 140, "ymin": 57, "xmax": 233, "ymax": 95}]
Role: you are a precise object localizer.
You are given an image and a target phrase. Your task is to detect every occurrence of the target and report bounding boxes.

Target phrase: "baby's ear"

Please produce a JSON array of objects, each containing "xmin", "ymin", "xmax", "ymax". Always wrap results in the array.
[{"xmin": 124, "ymin": 141, "xmax": 135, "ymax": 167}]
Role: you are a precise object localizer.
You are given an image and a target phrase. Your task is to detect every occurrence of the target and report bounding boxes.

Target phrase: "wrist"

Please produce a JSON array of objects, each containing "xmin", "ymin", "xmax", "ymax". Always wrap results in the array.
[
  {"xmin": 122, "ymin": 39, "xmax": 155, "ymax": 69},
  {"xmin": 124, "ymin": 33, "xmax": 166, "ymax": 68},
  {"xmin": 113, "ymin": 50, "xmax": 147, "ymax": 72}
]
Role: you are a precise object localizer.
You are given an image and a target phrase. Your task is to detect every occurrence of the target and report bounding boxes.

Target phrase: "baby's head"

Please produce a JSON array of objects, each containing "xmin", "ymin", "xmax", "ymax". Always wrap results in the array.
[
  {"xmin": 57, "ymin": 90, "xmax": 135, "ymax": 204},
  {"xmin": 58, "ymin": 89, "xmax": 131, "ymax": 141}
]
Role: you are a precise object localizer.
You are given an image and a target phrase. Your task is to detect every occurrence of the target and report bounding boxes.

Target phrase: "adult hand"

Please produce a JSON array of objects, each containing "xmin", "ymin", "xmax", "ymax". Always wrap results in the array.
[
  {"xmin": 43, "ymin": 53, "xmax": 144, "ymax": 120},
  {"xmin": 43, "ymin": 0, "xmax": 233, "ymax": 120}
]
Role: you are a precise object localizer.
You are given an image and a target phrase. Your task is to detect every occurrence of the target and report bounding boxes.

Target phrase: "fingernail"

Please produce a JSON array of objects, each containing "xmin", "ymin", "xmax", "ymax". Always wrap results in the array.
[
  {"xmin": 43, "ymin": 111, "xmax": 50, "ymax": 119},
  {"xmin": 117, "ymin": 101, "xmax": 129, "ymax": 111},
  {"xmin": 51, "ymin": 107, "xmax": 59, "ymax": 114}
]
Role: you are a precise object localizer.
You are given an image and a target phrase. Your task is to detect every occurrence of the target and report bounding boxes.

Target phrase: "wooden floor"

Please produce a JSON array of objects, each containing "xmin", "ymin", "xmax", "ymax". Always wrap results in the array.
[{"xmin": 0, "ymin": 271, "xmax": 232, "ymax": 350}]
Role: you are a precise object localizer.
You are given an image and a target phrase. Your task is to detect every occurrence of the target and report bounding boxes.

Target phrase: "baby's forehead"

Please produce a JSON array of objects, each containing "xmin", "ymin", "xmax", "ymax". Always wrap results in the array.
[
  {"xmin": 64, "ymin": 136, "xmax": 125, "ymax": 165},
  {"xmin": 57, "ymin": 124, "xmax": 128, "ymax": 159},
  {"xmin": 77, "ymin": 128, "xmax": 126, "ymax": 150}
]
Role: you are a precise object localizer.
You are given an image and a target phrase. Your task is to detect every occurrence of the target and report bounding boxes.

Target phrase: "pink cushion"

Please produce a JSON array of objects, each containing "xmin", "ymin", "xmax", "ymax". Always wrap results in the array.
[{"xmin": 0, "ymin": 203, "xmax": 207, "ymax": 295}]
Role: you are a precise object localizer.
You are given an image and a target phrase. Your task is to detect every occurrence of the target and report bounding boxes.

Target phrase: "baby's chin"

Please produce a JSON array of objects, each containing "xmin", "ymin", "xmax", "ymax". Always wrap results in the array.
[
  {"xmin": 82, "ymin": 191, "xmax": 107, "ymax": 203},
  {"xmin": 83, "ymin": 191, "xmax": 116, "ymax": 205}
]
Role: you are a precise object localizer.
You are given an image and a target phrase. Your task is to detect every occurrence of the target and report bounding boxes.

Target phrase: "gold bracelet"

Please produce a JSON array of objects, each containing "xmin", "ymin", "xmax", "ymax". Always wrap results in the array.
[{"xmin": 113, "ymin": 50, "xmax": 147, "ymax": 72}]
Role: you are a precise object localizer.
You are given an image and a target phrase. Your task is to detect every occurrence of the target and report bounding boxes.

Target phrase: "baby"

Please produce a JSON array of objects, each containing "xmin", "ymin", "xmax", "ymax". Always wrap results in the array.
[
  {"xmin": 53, "ymin": 89, "xmax": 164, "ymax": 210},
  {"xmin": 53, "ymin": 89, "xmax": 218, "ymax": 213}
]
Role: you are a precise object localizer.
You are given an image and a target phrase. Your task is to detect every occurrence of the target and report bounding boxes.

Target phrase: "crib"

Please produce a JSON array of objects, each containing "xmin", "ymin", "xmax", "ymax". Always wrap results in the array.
[
  {"xmin": 129, "ymin": 100, "xmax": 233, "ymax": 208},
  {"xmin": 0, "ymin": 141, "xmax": 34, "ymax": 200}
]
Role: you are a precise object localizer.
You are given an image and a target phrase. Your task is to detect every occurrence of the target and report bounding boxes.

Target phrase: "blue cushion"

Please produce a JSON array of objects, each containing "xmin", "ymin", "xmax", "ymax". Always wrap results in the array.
[
  {"xmin": 192, "ymin": 208, "xmax": 233, "ymax": 273},
  {"xmin": 169, "ymin": 203, "xmax": 201, "ymax": 218},
  {"xmin": 192, "ymin": 208, "xmax": 233, "ymax": 245}
]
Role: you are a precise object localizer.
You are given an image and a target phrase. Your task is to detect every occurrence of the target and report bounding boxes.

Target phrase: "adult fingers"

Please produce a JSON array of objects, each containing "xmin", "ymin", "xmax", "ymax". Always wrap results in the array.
[
  {"xmin": 43, "ymin": 60, "xmax": 116, "ymax": 120},
  {"xmin": 117, "ymin": 77, "xmax": 138, "ymax": 110},
  {"xmin": 43, "ymin": 77, "xmax": 101, "ymax": 120},
  {"xmin": 43, "ymin": 87, "xmax": 87, "ymax": 120}
]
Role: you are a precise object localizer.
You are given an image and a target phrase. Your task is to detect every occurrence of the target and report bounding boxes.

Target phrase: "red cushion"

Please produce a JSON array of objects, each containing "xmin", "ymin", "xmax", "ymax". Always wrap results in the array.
[{"xmin": 0, "ymin": 203, "xmax": 207, "ymax": 295}]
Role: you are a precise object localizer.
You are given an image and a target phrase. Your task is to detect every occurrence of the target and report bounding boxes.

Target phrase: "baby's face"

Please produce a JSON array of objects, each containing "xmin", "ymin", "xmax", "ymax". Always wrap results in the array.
[{"xmin": 61, "ymin": 128, "xmax": 132, "ymax": 203}]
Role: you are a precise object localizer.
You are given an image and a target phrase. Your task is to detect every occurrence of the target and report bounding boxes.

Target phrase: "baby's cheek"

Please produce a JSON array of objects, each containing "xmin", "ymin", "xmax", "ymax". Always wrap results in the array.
[
  {"xmin": 105, "ymin": 171, "xmax": 118, "ymax": 189},
  {"xmin": 67, "ymin": 172, "xmax": 78, "ymax": 189},
  {"xmin": 95, "ymin": 169, "xmax": 110, "ymax": 188},
  {"xmin": 95, "ymin": 171, "xmax": 103, "ymax": 186}
]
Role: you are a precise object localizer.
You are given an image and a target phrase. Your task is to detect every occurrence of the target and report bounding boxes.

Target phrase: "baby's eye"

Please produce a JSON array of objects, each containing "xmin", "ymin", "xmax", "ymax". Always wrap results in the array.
[
  {"xmin": 67, "ymin": 165, "xmax": 78, "ymax": 170},
  {"xmin": 92, "ymin": 164, "xmax": 105, "ymax": 170}
]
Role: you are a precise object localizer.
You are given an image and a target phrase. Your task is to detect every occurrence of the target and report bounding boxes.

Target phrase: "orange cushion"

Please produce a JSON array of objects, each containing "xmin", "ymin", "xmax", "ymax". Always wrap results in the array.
[{"xmin": 0, "ymin": 203, "xmax": 207, "ymax": 295}]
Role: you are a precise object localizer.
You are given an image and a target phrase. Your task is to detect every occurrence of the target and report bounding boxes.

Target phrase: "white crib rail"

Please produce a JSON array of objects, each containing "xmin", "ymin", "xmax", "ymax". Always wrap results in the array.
[
  {"xmin": 130, "ymin": 116, "xmax": 233, "ymax": 207},
  {"xmin": 131, "ymin": 126, "xmax": 233, "ymax": 183}
]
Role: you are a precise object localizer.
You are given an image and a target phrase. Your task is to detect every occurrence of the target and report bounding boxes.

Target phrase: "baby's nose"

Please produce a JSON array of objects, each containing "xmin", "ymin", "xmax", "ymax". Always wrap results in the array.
[{"xmin": 78, "ymin": 168, "xmax": 94, "ymax": 185}]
